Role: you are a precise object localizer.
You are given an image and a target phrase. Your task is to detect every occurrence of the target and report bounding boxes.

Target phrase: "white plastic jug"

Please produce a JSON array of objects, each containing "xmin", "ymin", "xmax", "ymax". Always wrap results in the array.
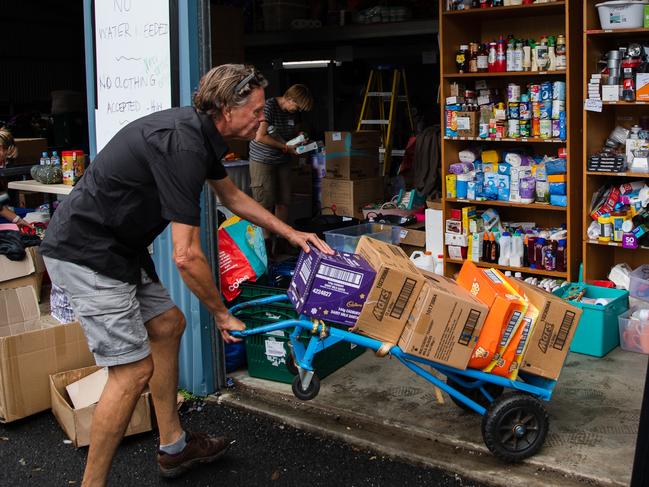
[{"xmin": 410, "ymin": 250, "xmax": 435, "ymax": 273}]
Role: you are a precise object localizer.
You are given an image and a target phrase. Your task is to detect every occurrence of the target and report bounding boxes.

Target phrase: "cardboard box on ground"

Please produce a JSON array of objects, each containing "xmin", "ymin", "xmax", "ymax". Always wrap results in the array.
[
  {"xmin": 321, "ymin": 177, "xmax": 384, "ymax": 219},
  {"xmin": 0, "ymin": 321, "xmax": 95, "ymax": 423},
  {"xmin": 353, "ymin": 236, "xmax": 426, "ymax": 344},
  {"xmin": 50, "ymin": 365, "xmax": 152, "ymax": 447}
]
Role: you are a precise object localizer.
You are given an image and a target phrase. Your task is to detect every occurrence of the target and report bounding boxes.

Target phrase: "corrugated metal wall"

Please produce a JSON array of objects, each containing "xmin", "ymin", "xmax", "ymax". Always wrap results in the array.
[{"xmin": 83, "ymin": 0, "xmax": 218, "ymax": 395}]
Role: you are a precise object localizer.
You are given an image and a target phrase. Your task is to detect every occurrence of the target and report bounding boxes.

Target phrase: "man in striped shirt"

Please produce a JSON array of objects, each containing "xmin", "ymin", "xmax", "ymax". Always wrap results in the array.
[{"xmin": 248, "ymin": 84, "xmax": 314, "ymax": 253}]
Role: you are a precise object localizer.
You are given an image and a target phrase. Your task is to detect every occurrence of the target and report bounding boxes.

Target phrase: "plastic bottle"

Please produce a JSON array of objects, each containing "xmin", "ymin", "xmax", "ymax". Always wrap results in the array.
[
  {"xmin": 456, "ymin": 45, "xmax": 469, "ymax": 73},
  {"xmin": 490, "ymin": 232, "xmax": 499, "ymax": 263},
  {"xmin": 522, "ymin": 41, "xmax": 532, "ymax": 72},
  {"xmin": 547, "ymin": 36, "xmax": 556, "ymax": 71},
  {"xmin": 556, "ymin": 239, "xmax": 566, "ymax": 272},
  {"xmin": 555, "ymin": 34, "xmax": 567, "ymax": 70},
  {"xmin": 468, "ymin": 43, "xmax": 479, "ymax": 73},
  {"xmin": 535, "ymin": 237, "xmax": 546, "ymax": 269},
  {"xmin": 506, "ymin": 40, "xmax": 515, "ymax": 72},
  {"xmin": 477, "ymin": 44, "xmax": 489, "ymax": 72},
  {"xmin": 496, "ymin": 37, "xmax": 507, "ymax": 72},
  {"xmin": 543, "ymin": 240, "xmax": 556, "ymax": 271},
  {"xmin": 498, "ymin": 232, "xmax": 511, "ymax": 266},
  {"xmin": 527, "ymin": 235, "xmax": 536, "ymax": 268},
  {"xmin": 39, "ymin": 151, "xmax": 50, "ymax": 166},
  {"xmin": 488, "ymin": 42, "xmax": 497, "ymax": 72},
  {"xmin": 410, "ymin": 251, "xmax": 435, "ymax": 272},
  {"xmin": 50, "ymin": 151, "xmax": 60, "ymax": 166},
  {"xmin": 598, "ymin": 215, "xmax": 612, "ymax": 242},
  {"xmin": 483, "ymin": 231, "xmax": 491, "ymax": 262},
  {"xmin": 435, "ymin": 254, "xmax": 445, "ymax": 275},
  {"xmin": 514, "ymin": 271, "xmax": 523, "ymax": 279},
  {"xmin": 511, "ymin": 232, "xmax": 524, "ymax": 267},
  {"xmin": 505, "ymin": 270, "xmax": 512, "ymax": 277}
]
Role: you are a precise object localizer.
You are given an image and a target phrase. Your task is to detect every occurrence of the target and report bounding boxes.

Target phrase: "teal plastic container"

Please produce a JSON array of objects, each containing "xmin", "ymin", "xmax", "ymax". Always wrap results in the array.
[{"xmin": 554, "ymin": 284, "xmax": 629, "ymax": 357}]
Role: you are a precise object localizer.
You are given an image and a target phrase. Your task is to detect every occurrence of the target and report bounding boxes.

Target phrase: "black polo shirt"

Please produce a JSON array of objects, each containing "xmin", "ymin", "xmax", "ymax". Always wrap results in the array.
[{"xmin": 40, "ymin": 106, "xmax": 228, "ymax": 284}]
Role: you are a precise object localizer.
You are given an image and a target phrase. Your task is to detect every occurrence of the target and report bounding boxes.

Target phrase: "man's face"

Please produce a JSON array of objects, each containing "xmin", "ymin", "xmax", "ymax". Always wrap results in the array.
[{"xmin": 226, "ymin": 88, "xmax": 265, "ymax": 140}]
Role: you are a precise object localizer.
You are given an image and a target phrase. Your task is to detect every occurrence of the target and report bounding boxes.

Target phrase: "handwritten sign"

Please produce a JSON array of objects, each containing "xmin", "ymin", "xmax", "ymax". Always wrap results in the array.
[{"xmin": 94, "ymin": 0, "xmax": 171, "ymax": 151}]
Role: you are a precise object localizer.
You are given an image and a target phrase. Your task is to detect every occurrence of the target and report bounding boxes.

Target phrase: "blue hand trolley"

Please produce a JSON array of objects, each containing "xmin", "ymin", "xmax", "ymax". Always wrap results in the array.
[{"xmin": 230, "ymin": 294, "xmax": 558, "ymax": 462}]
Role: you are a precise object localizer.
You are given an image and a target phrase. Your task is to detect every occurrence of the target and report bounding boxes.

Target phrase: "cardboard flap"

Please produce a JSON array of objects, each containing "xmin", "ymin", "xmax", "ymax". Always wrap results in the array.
[
  {"xmin": 0, "ymin": 253, "xmax": 36, "ymax": 283},
  {"xmin": 0, "ymin": 287, "xmax": 40, "ymax": 337},
  {"xmin": 66, "ymin": 367, "xmax": 108, "ymax": 410}
]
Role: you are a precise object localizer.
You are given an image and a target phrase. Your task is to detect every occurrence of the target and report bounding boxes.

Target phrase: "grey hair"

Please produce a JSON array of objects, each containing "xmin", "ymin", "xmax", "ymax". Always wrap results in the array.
[{"xmin": 193, "ymin": 64, "xmax": 268, "ymax": 120}]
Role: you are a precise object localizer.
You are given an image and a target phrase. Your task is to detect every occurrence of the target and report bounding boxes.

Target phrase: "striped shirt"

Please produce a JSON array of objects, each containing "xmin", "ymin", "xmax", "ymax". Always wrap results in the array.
[{"xmin": 249, "ymin": 97, "xmax": 297, "ymax": 164}]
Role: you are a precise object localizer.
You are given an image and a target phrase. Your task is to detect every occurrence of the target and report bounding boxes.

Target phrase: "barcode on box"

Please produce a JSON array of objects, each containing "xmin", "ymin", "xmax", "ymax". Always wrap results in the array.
[
  {"xmin": 500, "ymin": 311, "xmax": 522, "ymax": 346},
  {"xmin": 553, "ymin": 311, "xmax": 576, "ymax": 350},
  {"xmin": 515, "ymin": 317, "xmax": 534, "ymax": 355},
  {"xmin": 316, "ymin": 264, "xmax": 363, "ymax": 288},
  {"xmin": 390, "ymin": 278, "xmax": 417, "ymax": 319},
  {"xmin": 458, "ymin": 309, "xmax": 481, "ymax": 346},
  {"xmin": 485, "ymin": 269, "xmax": 504, "ymax": 284},
  {"xmin": 299, "ymin": 257, "xmax": 312, "ymax": 285}
]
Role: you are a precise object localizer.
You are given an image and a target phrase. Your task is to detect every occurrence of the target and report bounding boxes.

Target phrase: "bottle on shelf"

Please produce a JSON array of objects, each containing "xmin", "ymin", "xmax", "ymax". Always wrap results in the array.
[
  {"xmin": 522, "ymin": 40, "xmax": 532, "ymax": 72},
  {"xmin": 511, "ymin": 231, "xmax": 525, "ymax": 267},
  {"xmin": 488, "ymin": 41, "xmax": 497, "ymax": 72},
  {"xmin": 50, "ymin": 151, "xmax": 60, "ymax": 167},
  {"xmin": 468, "ymin": 43, "xmax": 479, "ymax": 73},
  {"xmin": 477, "ymin": 43, "xmax": 489, "ymax": 72},
  {"xmin": 39, "ymin": 151, "xmax": 50, "ymax": 166},
  {"xmin": 506, "ymin": 38, "xmax": 515, "ymax": 72},
  {"xmin": 535, "ymin": 237, "xmax": 546, "ymax": 269},
  {"xmin": 556, "ymin": 239, "xmax": 566, "ymax": 273},
  {"xmin": 513, "ymin": 42, "xmax": 524, "ymax": 72},
  {"xmin": 555, "ymin": 34, "xmax": 566, "ymax": 71},
  {"xmin": 496, "ymin": 36, "xmax": 507, "ymax": 72},
  {"xmin": 435, "ymin": 254, "xmax": 445, "ymax": 275},
  {"xmin": 499, "ymin": 232, "xmax": 512, "ymax": 266},
  {"xmin": 456, "ymin": 44, "xmax": 469, "ymax": 73}
]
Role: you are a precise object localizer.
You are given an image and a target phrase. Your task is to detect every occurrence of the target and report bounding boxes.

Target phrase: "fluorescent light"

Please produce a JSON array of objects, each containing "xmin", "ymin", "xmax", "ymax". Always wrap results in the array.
[{"xmin": 281, "ymin": 60, "xmax": 341, "ymax": 69}]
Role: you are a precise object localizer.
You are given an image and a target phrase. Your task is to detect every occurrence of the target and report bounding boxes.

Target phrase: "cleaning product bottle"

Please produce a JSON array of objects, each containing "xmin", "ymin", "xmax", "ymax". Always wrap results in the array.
[
  {"xmin": 535, "ymin": 237, "xmax": 546, "ymax": 269},
  {"xmin": 483, "ymin": 231, "xmax": 491, "ymax": 262},
  {"xmin": 498, "ymin": 232, "xmax": 511, "ymax": 266},
  {"xmin": 435, "ymin": 254, "xmax": 445, "ymax": 275},
  {"xmin": 556, "ymin": 239, "xmax": 566, "ymax": 272},
  {"xmin": 527, "ymin": 235, "xmax": 537, "ymax": 268},
  {"xmin": 473, "ymin": 232, "xmax": 483, "ymax": 262},
  {"xmin": 490, "ymin": 232, "xmax": 498, "ymax": 263},
  {"xmin": 511, "ymin": 231, "xmax": 524, "ymax": 267},
  {"xmin": 543, "ymin": 240, "xmax": 556, "ymax": 271},
  {"xmin": 410, "ymin": 251, "xmax": 435, "ymax": 273}
]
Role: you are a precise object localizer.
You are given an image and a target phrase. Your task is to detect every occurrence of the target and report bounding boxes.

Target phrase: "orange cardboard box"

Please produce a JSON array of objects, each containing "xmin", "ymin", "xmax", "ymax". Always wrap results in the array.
[{"xmin": 456, "ymin": 262, "xmax": 528, "ymax": 370}]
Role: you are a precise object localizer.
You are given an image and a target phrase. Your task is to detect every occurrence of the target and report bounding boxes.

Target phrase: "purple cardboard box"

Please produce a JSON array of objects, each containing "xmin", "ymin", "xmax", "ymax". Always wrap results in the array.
[{"xmin": 288, "ymin": 247, "xmax": 376, "ymax": 326}]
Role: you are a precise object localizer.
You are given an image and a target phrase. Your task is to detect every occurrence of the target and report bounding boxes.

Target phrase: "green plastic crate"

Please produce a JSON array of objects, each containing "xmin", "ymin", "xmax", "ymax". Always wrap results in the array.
[{"xmin": 229, "ymin": 284, "xmax": 366, "ymax": 384}]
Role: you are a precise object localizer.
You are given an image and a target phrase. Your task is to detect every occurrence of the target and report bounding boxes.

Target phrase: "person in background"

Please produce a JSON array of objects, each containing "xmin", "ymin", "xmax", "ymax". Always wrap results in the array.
[
  {"xmin": 248, "ymin": 84, "xmax": 314, "ymax": 254},
  {"xmin": 40, "ymin": 64, "xmax": 332, "ymax": 487},
  {"xmin": 0, "ymin": 128, "xmax": 32, "ymax": 229}
]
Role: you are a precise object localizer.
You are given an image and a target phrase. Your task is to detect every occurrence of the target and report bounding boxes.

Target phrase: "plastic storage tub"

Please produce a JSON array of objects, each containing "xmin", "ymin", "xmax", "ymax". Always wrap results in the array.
[
  {"xmin": 595, "ymin": 0, "xmax": 648, "ymax": 29},
  {"xmin": 618, "ymin": 306, "xmax": 649, "ymax": 354},
  {"xmin": 324, "ymin": 223, "xmax": 401, "ymax": 253},
  {"xmin": 554, "ymin": 284, "xmax": 629, "ymax": 357},
  {"xmin": 629, "ymin": 264, "xmax": 649, "ymax": 303}
]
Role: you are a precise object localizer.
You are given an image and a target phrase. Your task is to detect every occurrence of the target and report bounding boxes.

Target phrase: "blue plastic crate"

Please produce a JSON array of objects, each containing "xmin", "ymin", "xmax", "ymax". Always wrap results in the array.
[{"xmin": 554, "ymin": 284, "xmax": 629, "ymax": 357}]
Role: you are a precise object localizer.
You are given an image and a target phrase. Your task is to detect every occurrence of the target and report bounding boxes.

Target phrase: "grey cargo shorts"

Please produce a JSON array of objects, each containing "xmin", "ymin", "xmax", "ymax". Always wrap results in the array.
[{"xmin": 43, "ymin": 256, "xmax": 176, "ymax": 367}]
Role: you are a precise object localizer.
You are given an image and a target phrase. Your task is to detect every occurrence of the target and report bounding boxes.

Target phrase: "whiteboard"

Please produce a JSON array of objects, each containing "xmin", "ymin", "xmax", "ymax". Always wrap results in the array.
[{"xmin": 94, "ymin": 0, "xmax": 172, "ymax": 152}]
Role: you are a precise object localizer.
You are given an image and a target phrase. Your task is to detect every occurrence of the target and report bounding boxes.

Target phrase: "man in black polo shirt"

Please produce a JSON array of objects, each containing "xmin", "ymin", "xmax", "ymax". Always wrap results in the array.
[{"xmin": 40, "ymin": 64, "xmax": 332, "ymax": 485}]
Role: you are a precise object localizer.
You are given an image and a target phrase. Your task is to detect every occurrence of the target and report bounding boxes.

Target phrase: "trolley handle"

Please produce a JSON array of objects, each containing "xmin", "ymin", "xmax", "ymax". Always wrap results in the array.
[{"xmin": 228, "ymin": 294, "xmax": 291, "ymax": 316}]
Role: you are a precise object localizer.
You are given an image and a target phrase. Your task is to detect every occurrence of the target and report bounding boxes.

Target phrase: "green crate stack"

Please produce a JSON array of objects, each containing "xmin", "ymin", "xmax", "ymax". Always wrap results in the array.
[{"xmin": 230, "ymin": 283, "xmax": 366, "ymax": 384}]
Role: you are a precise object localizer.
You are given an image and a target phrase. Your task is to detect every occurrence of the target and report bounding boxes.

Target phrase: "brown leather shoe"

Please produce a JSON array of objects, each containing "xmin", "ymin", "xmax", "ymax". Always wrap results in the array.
[{"xmin": 157, "ymin": 431, "xmax": 232, "ymax": 478}]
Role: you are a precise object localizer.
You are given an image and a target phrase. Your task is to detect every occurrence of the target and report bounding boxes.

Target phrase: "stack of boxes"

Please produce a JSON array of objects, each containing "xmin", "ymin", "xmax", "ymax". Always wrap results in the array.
[{"xmin": 320, "ymin": 131, "xmax": 384, "ymax": 219}]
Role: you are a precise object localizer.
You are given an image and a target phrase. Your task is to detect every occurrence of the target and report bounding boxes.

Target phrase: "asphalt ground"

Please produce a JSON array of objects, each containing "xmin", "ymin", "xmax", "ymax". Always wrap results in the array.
[{"xmin": 0, "ymin": 399, "xmax": 487, "ymax": 487}]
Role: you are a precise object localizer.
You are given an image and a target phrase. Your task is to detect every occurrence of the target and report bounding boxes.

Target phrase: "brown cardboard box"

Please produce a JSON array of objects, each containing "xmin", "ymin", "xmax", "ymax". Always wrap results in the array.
[
  {"xmin": 398, "ymin": 228, "xmax": 426, "ymax": 257},
  {"xmin": 13, "ymin": 138, "xmax": 48, "ymax": 166},
  {"xmin": 516, "ymin": 280, "xmax": 582, "ymax": 380},
  {"xmin": 324, "ymin": 131, "xmax": 380, "ymax": 179},
  {"xmin": 0, "ymin": 247, "xmax": 46, "ymax": 301},
  {"xmin": 321, "ymin": 177, "xmax": 384, "ymax": 219},
  {"xmin": 456, "ymin": 111, "xmax": 478, "ymax": 138},
  {"xmin": 50, "ymin": 365, "xmax": 152, "ymax": 447},
  {"xmin": 399, "ymin": 274, "xmax": 488, "ymax": 369},
  {"xmin": 0, "ymin": 321, "xmax": 95, "ymax": 423},
  {"xmin": 354, "ymin": 236, "xmax": 425, "ymax": 344},
  {"xmin": 0, "ymin": 286, "xmax": 41, "ymax": 337}
]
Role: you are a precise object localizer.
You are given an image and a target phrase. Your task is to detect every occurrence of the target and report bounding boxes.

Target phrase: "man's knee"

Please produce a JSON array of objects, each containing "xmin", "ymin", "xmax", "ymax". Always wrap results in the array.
[
  {"xmin": 111, "ymin": 356, "xmax": 154, "ymax": 394},
  {"xmin": 147, "ymin": 307, "xmax": 186, "ymax": 342}
]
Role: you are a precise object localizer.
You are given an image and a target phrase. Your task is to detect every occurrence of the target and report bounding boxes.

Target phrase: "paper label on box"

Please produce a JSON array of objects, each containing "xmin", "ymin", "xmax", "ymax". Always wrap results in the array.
[
  {"xmin": 584, "ymin": 99, "xmax": 603, "ymax": 112},
  {"xmin": 264, "ymin": 338, "xmax": 286, "ymax": 358},
  {"xmin": 400, "ymin": 230, "xmax": 408, "ymax": 239},
  {"xmin": 457, "ymin": 117, "xmax": 470, "ymax": 131},
  {"xmin": 332, "ymin": 132, "xmax": 342, "ymax": 141}
]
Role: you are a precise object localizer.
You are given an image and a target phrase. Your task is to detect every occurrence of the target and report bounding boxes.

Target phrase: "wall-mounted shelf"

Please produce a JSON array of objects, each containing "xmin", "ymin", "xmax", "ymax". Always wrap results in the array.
[
  {"xmin": 446, "ymin": 198, "xmax": 567, "ymax": 211},
  {"xmin": 444, "ymin": 136, "xmax": 566, "ymax": 143}
]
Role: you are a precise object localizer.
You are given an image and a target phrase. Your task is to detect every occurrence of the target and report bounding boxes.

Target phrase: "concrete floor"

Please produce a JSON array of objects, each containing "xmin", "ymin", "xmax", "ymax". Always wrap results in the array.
[{"xmin": 225, "ymin": 347, "xmax": 647, "ymax": 487}]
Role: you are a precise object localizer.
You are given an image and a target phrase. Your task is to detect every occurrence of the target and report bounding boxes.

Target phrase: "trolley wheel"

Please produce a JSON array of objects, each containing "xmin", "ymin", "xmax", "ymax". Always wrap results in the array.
[
  {"xmin": 285, "ymin": 355, "xmax": 299, "ymax": 376},
  {"xmin": 445, "ymin": 377, "xmax": 503, "ymax": 413},
  {"xmin": 292, "ymin": 374, "xmax": 320, "ymax": 401},
  {"xmin": 481, "ymin": 392, "xmax": 549, "ymax": 462}
]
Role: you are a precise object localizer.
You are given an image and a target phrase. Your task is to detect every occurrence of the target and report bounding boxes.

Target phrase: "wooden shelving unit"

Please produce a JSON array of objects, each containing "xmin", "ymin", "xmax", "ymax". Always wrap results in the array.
[
  {"xmin": 581, "ymin": 1, "xmax": 649, "ymax": 281},
  {"xmin": 439, "ymin": 0, "xmax": 583, "ymax": 280},
  {"xmin": 446, "ymin": 258, "xmax": 568, "ymax": 278}
]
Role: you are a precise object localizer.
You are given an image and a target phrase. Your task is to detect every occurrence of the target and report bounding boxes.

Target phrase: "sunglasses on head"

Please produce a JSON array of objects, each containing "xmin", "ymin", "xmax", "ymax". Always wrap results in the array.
[{"xmin": 233, "ymin": 70, "xmax": 263, "ymax": 96}]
